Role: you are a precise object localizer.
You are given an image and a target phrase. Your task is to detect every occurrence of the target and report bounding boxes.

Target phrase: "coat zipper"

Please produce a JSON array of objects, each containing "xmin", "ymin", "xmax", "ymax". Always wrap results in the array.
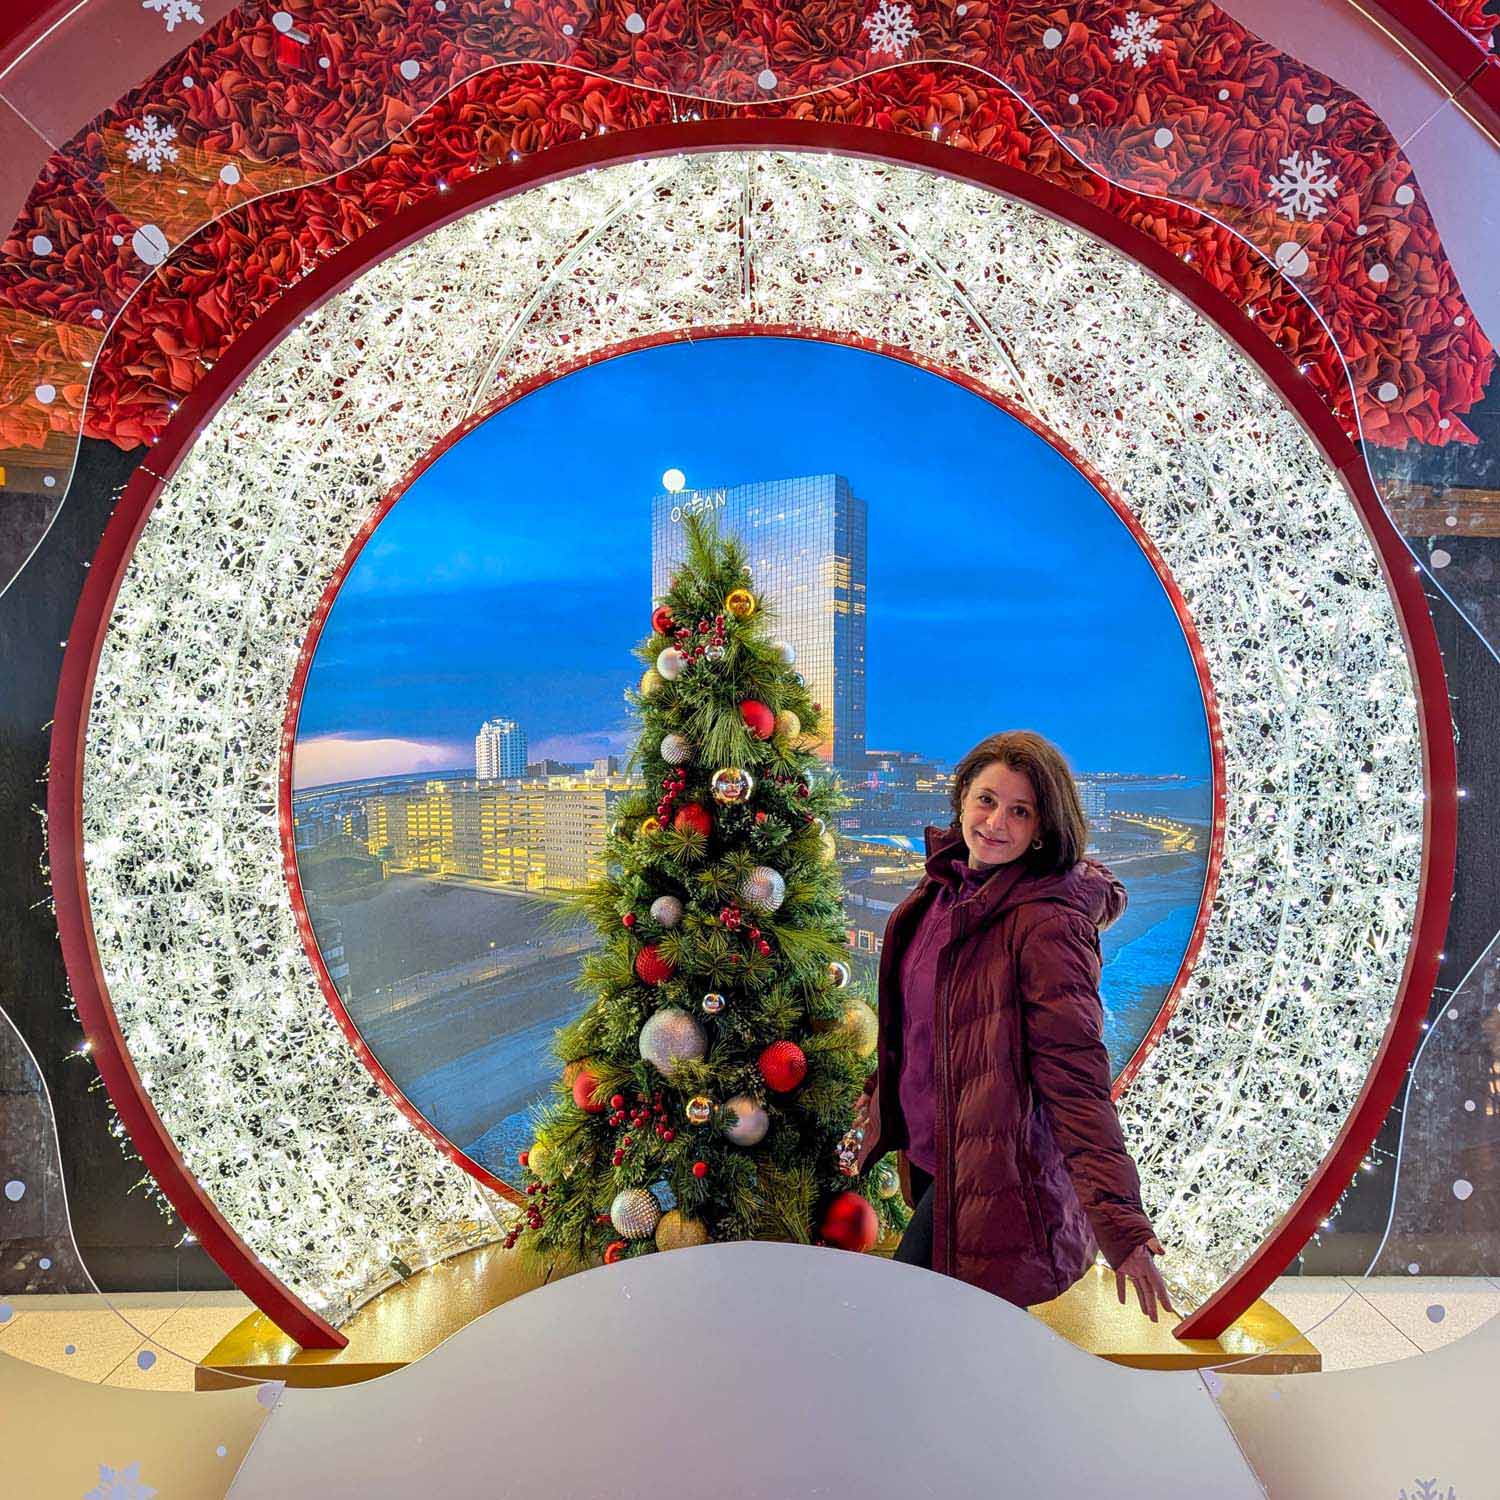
[{"xmin": 932, "ymin": 933, "xmax": 959, "ymax": 1277}]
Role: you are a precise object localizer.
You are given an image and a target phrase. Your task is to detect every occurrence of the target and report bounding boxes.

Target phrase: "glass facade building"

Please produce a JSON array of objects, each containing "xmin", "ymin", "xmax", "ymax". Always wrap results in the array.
[
  {"xmin": 475, "ymin": 716, "xmax": 528, "ymax": 779},
  {"xmin": 651, "ymin": 474, "xmax": 868, "ymax": 768}
]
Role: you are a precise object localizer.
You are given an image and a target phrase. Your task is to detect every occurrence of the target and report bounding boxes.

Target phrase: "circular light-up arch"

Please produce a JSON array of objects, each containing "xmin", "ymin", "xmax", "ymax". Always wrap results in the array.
[{"xmin": 52, "ymin": 133, "xmax": 1450, "ymax": 1349}]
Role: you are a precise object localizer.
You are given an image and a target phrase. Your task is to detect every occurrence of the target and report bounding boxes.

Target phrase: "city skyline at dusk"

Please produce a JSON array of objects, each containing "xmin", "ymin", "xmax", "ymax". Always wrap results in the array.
[{"xmin": 295, "ymin": 338, "xmax": 1212, "ymax": 789}]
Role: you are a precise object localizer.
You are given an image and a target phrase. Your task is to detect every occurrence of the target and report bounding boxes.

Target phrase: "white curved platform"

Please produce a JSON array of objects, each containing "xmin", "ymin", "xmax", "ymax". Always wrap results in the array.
[{"xmin": 227, "ymin": 1244, "xmax": 1261, "ymax": 1499}]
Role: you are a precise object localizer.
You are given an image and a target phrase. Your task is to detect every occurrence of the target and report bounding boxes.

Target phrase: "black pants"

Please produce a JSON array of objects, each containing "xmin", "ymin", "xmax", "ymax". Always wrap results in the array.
[{"xmin": 893, "ymin": 1163, "xmax": 935, "ymax": 1269}]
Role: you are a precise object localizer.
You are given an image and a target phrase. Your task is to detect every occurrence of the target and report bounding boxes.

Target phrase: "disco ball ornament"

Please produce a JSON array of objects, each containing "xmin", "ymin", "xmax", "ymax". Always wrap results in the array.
[
  {"xmin": 774, "ymin": 709, "xmax": 801, "ymax": 741},
  {"xmin": 722, "ymin": 1094, "xmax": 769, "ymax": 1146},
  {"xmin": 639, "ymin": 817, "xmax": 662, "ymax": 836},
  {"xmin": 634, "ymin": 944, "xmax": 676, "ymax": 986},
  {"xmin": 651, "ymin": 604, "xmax": 675, "ymax": 636},
  {"xmin": 611, "ymin": 1187, "xmax": 662, "ymax": 1240},
  {"xmin": 739, "ymin": 699, "xmax": 775, "ymax": 740},
  {"xmin": 740, "ymin": 865, "xmax": 786, "ymax": 914},
  {"xmin": 820, "ymin": 1191, "xmax": 879, "ymax": 1252},
  {"xmin": 725, "ymin": 587, "xmax": 756, "ymax": 618},
  {"xmin": 656, "ymin": 647, "xmax": 687, "ymax": 680},
  {"xmin": 650, "ymin": 895, "xmax": 684, "ymax": 928},
  {"xmin": 772, "ymin": 639, "xmax": 796, "ymax": 666},
  {"xmin": 655, "ymin": 1209, "xmax": 710, "ymax": 1251},
  {"xmin": 700, "ymin": 992, "xmax": 726, "ymax": 1016},
  {"xmin": 828, "ymin": 960, "xmax": 851, "ymax": 988},
  {"xmin": 705, "ymin": 643, "xmax": 726, "ymax": 662},
  {"xmin": 710, "ymin": 767, "xmax": 754, "ymax": 805},
  {"xmin": 685, "ymin": 1094, "xmax": 714, "ymax": 1125},
  {"xmin": 660, "ymin": 733, "xmax": 692, "ymax": 765},
  {"xmin": 639, "ymin": 668, "xmax": 664, "ymax": 698},
  {"xmin": 840, "ymin": 1004, "xmax": 879, "ymax": 1057},
  {"xmin": 758, "ymin": 1040, "xmax": 808, "ymax": 1093},
  {"xmin": 638, "ymin": 1006, "xmax": 708, "ymax": 1074},
  {"xmin": 874, "ymin": 1161, "xmax": 901, "ymax": 1200}
]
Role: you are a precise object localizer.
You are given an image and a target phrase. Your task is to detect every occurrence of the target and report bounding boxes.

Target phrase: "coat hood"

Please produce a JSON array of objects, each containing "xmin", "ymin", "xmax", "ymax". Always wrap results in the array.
[{"xmin": 920, "ymin": 825, "xmax": 1128, "ymax": 932}]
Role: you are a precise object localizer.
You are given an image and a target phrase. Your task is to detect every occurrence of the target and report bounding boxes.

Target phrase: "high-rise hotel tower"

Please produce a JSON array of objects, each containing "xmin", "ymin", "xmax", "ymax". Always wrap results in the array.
[
  {"xmin": 474, "ymin": 716, "xmax": 528, "ymax": 779},
  {"xmin": 652, "ymin": 475, "xmax": 867, "ymax": 769}
]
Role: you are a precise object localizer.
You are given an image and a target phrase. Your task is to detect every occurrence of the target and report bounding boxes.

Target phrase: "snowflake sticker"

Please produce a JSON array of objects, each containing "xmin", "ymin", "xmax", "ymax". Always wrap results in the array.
[
  {"xmin": 1111, "ymin": 11, "xmax": 1163, "ymax": 67},
  {"xmin": 1398, "ymin": 1483, "xmax": 1458, "ymax": 1500},
  {"xmin": 864, "ymin": 1, "xmax": 919, "ymax": 57},
  {"xmin": 141, "ymin": 0, "xmax": 204, "ymax": 30},
  {"xmin": 85, "ymin": 1462, "xmax": 158, "ymax": 1500},
  {"xmin": 124, "ymin": 117, "xmax": 179, "ymax": 174},
  {"xmin": 1266, "ymin": 150, "xmax": 1340, "ymax": 219}
]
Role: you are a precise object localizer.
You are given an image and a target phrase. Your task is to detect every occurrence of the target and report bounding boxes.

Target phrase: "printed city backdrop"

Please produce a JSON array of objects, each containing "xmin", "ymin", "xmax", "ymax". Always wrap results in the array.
[{"xmin": 292, "ymin": 339, "xmax": 1214, "ymax": 1186}]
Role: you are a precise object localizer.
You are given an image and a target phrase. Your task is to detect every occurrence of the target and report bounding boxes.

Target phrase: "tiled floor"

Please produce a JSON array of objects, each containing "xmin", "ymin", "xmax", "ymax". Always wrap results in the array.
[{"xmin": 2, "ymin": 1278, "xmax": 1498, "ymax": 1388}]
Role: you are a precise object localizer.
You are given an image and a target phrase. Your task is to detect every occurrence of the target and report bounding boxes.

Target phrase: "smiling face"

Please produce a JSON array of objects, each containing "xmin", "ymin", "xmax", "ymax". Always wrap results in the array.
[{"xmin": 959, "ymin": 760, "xmax": 1040, "ymax": 870}]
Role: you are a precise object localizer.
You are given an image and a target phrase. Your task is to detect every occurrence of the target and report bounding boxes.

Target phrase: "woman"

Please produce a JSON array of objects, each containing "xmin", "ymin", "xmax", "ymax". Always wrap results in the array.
[{"xmin": 857, "ymin": 730, "xmax": 1173, "ymax": 1321}]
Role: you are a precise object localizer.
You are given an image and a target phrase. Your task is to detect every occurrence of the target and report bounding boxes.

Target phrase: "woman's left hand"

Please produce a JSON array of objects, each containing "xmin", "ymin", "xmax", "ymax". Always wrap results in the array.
[{"xmin": 1115, "ymin": 1237, "xmax": 1175, "ymax": 1323}]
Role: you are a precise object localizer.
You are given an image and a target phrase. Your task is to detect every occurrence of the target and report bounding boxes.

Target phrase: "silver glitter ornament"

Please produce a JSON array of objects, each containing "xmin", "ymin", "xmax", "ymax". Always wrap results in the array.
[
  {"xmin": 659, "ymin": 732, "xmax": 692, "ymax": 765},
  {"xmin": 610, "ymin": 1187, "xmax": 662, "ymax": 1239},
  {"xmin": 656, "ymin": 647, "xmax": 687, "ymax": 681},
  {"xmin": 722, "ymin": 1094, "xmax": 769, "ymax": 1146},
  {"xmin": 700, "ymin": 991, "xmax": 726, "ymax": 1016},
  {"xmin": 705, "ymin": 643, "xmax": 726, "ymax": 662},
  {"xmin": 740, "ymin": 865, "xmax": 786, "ymax": 914},
  {"xmin": 650, "ymin": 895, "xmax": 684, "ymax": 928},
  {"xmin": 710, "ymin": 767, "xmax": 754, "ymax": 805},
  {"xmin": 771, "ymin": 639, "xmax": 796, "ymax": 666},
  {"xmin": 638, "ymin": 1007, "xmax": 708, "ymax": 1074}
]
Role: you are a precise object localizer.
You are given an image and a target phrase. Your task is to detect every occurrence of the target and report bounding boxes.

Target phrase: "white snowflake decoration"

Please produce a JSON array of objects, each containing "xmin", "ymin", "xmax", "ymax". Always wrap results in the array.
[
  {"xmin": 1267, "ymin": 150, "xmax": 1341, "ymax": 220},
  {"xmin": 141, "ymin": 0, "xmax": 204, "ymax": 31},
  {"xmin": 85, "ymin": 1463, "xmax": 157, "ymax": 1500},
  {"xmin": 863, "ymin": 0, "xmax": 920, "ymax": 57},
  {"xmin": 124, "ymin": 117, "xmax": 179, "ymax": 175},
  {"xmin": 1110, "ymin": 11, "xmax": 1163, "ymax": 67},
  {"xmin": 1398, "ymin": 1484, "xmax": 1458, "ymax": 1500}
]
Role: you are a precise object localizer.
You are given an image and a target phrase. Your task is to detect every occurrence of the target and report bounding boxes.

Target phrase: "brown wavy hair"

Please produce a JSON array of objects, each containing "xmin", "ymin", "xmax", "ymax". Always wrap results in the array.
[{"xmin": 948, "ymin": 730, "xmax": 1088, "ymax": 876}]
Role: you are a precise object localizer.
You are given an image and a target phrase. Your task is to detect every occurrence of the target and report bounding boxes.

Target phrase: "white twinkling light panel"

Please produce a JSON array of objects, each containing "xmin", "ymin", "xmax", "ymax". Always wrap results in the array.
[{"xmin": 79, "ymin": 151, "xmax": 1422, "ymax": 1323}]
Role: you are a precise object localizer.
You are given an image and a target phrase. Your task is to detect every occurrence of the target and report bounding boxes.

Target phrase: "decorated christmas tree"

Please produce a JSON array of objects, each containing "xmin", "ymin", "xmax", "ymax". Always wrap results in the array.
[{"xmin": 511, "ymin": 515, "xmax": 907, "ymax": 1266}]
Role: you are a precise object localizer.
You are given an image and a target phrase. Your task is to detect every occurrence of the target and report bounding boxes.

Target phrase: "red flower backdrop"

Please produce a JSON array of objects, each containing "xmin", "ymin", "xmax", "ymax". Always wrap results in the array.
[{"xmin": 0, "ymin": 0, "xmax": 1493, "ymax": 480}]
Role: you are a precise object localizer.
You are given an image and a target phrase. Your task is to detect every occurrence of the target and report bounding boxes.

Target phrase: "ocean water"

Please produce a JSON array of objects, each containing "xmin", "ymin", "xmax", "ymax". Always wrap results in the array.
[{"xmin": 1100, "ymin": 899, "xmax": 1201, "ymax": 1072}]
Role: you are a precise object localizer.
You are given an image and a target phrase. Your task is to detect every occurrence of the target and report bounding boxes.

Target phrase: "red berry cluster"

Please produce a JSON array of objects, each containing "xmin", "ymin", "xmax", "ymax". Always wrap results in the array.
[
  {"xmin": 505, "ymin": 1149, "xmax": 547, "ymax": 1247},
  {"xmin": 767, "ymin": 771, "xmax": 811, "ymax": 799},
  {"xmin": 656, "ymin": 766, "xmax": 687, "ymax": 823},
  {"xmin": 672, "ymin": 614, "xmax": 726, "ymax": 664},
  {"xmin": 717, "ymin": 903, "xmax": 772, "ymax": 958},
  {"xmin": 609, "ymin": 1089, "xmax": 674, "ymax": 1165}
]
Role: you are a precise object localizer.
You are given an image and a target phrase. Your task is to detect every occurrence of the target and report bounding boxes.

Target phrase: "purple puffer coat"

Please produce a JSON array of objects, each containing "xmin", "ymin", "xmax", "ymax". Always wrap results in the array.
[{"xmin": 859, "ymin": 826, "xmax": 1157, "ymax": 1307}]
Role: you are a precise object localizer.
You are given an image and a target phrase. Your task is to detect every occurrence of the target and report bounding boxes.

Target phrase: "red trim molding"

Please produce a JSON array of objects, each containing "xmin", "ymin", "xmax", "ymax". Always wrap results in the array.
[
  {"xmin": 52, "ymin": 117, "xmax": 1456, "ymax": 1346},
  {"xmin": 1357, "ymin": 0, "xmax": 1500, "ymax": 142}
]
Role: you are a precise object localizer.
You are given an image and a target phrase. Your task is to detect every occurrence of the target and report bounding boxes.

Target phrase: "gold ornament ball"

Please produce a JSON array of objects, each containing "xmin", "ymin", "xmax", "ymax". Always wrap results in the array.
[
  {"xmin": 774, "ymin": 709, "xmax": 801, "ymax": 741},
  {"xmin": 640, "ymin": 817, "xmax": 662, "ymax": 836},
  {"xmin": 710, "ymin": 767, "xmax": 755, "ymax": 805},
  {"xmin": 725, "ymin": 586, "xmax": 756, "ymax": 619},
  {"xmin": 527, "ymin": 1139, "xmax": 550, "ymax": 1177},
  {"xmin": 818, "ymin": 831, "xmax": 838, "ymax": 862},
  {"xmin": 840, "ymin": 1004, "xmax": 879, "ymax": 1057},
  {"xmin": 639, "ymin": 668, "xmax": 664, "ymax": 698},
  {"xmin": 656, "ymin": 1209, "xmax": 711, "ymax": 1251},
  {"xmin": 685, "ymin": 1094, "xmax": 714, "ymax": 1125}
]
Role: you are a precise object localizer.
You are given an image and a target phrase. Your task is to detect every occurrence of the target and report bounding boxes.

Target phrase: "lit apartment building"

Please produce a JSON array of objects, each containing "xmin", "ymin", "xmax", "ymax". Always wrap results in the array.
[
  {"xmin": 475, "ymin": 717, "xmax": 528, "ymax": 779},
  {"xmin": 652, "ymin": 474, "xmax": 867, "ymax": 769}
]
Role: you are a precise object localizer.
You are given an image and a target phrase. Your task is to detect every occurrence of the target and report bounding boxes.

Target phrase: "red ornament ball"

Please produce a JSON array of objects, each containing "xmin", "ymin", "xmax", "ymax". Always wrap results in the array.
[
  {"xmin": 673, "ymin": 803, "xmax": 713, "ymax": 839},
  {"xmin": 651, "ymin": 605, "xmax": 675, "ymax": 636},
  {"xmin": 604, "ymin": 1239, "xmax": 629, "ymax": 1264},
  {"xmin": 517, "ymin": 1150, "xmax": 529, "ymax": 1168},
  {"xmin": 820, "ymin": 1191, "xmax": 879, "ymax": 1253},
  {"xmin": 571, "ymin": 1069, "xmax": 606, "ymax": 1114},
  {"xmin": 739, "ymin": 699, "xmax": 776, "ymax": 740},
  {"xmin": 634, "ymin": 944, "xmax": 677, "ymax": 986},
  {"xmin": 758, "ymin": 1040, "xmax": 808, "ymax": 1093},
  {"xmin": 754, "ymin": 811, "xmax": 768, "ymax": 824},
  {"xmin": 621, "ymin": 912, "xmax": 636, "ymax": 928},
  {"xmin": 692, "ymin": 1160, "xmax": 709, "ymax": 1178},
  {"xmin": 610, "ymin": 1093, "xmax": 625, "ymax": 1109}
]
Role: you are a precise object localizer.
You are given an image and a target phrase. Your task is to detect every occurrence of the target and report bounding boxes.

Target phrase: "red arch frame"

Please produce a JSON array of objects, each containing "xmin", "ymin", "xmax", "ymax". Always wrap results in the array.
[{"xmin": 50, "ymin": 118, "xmax": 1456, "ymax": 1348}]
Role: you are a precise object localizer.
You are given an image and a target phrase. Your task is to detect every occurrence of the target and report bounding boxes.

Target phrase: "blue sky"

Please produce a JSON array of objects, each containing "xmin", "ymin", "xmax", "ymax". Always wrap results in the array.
[{"xmin": 295, "ymin": 338, "xmax": 1212, "ymax": 786}]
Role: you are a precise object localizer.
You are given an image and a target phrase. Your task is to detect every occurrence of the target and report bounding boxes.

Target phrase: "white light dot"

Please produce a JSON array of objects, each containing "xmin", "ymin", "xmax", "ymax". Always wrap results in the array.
[
  {"xmin": 39, "ymin": 1257, "xmax": 51, "ymax": 1269},
  {"xmin": 1356, "ymin": 223, "xmax": 1367, "ymax": 236},
  {"xmin": 1455, "ymin": 315, "xmax": 1466, "ymax": 327},
  {"xmin": 1368, "ymin": 262, "xmax": 1390, "ymax": 285},
  {"xmin": 1427, "ymin": 1304, "xmax": 1446, "ymax": 1323},
  {"xmin": 318, "ymin": 56, "xmax": 330, "ymax": 67},
  {"xmin": 956, "ymin": 2, "xmax": 966, "ymax": 13},
  {"xmin": 757, "ymin": 69, "xmax": 777, "ymax": 90},
  {"xmin": 1439, "ymin": 418, "xmax": 1451, "ymax": 430},
  {"xmin": 662, "ymin": 468, "xmax": 686, "ymax": 492},
  {"xmin": 1377, "ymin": 380, "xmax": 1399, "ymax": 402},
  {"xmin": 1217, "ymin": 88, "xmax": 1229, "ymax": 100},
  {"xmin": 272, "ymin": 10, "xmax": 293, "ymax": 32},
  {"xmin": 4, "ymin": 1181, "xmax": 25, "ymax": 1202},
  {"xmin": 562, "ymin": 23, "xmax": 573, "ymax": 34},
  {"xmin": 1453, "ymin": 1178, "xmax": 1474, "ymax": 1200},
  {"xmin": 1465, "ymin": 1099, "xmax": 1476, "ymax": 1111},
  {"xmin": 399, "ymin": 59, "xmax": 421, "ymax": 81},
  {"xmin": 219, "ymin": 163, "xmax": 241, "ymax": 186},
  {"xmin": 33, "ymin": 384, "xmax": 56, "ymax": 405},
  {"xmin": 1307, "ymin": 104, "xmax": 1327, "ymax": 125},
  {"xmin": 137, "ymin": 1349, "xmax": 157, "ymax": 1370},
  {"xmin": 132, "ymin": 223, "xmax": 170, "ymax": 265},
  {"xmin": 1430, "ymin": 549, "xmax": 1451, "ymax": 568},
  {"xmin": 43, "ymin": 475, "xmax": 56, "ymax": 488},
  {"xmin": 65, "ymin": 1343, "xmax": 75, "ymax": 1354},
  {"xmin": 32, "ymin": 234, "xmax": 53, "ymax": 255},
  {"xmin": 1042, "ymin": 26, "xmax": 1062, "ymax": 48},
  {"xmin": 1153, "ymin": 127, "xmax": 1173, "ymax": 147},
  {"xmin": 91, "ymin": 308, "xmax": 104, "ymax": 319},
  {"xmin": 1446, "ymin": 514, "xmax": 1458, "ymax": 527},
  {"xmin": 216, "ymin": 1446, "xmax": 228, "ymax": 1458},
  {"xmin": 625, "ymin": 11, "xmax": 646, "ymax": 34},
  {"xmin": 1395, "ymin": 184, "xmax": 1415, "ymax": 206},
  {"xmin": 1274, "ymin": 241, "xmax": 1309, "ymax": 277},
  {"xmin": 1407, "ymin": 1262, "xmax": 1421, "ymax": 1274},
  {"xmin": 182, "ymin": 75, "xmax": 194, "ymax": 88},
  {"xmin": 435, "ymin": 0, "xmax": 446, "ymax": 9}
]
